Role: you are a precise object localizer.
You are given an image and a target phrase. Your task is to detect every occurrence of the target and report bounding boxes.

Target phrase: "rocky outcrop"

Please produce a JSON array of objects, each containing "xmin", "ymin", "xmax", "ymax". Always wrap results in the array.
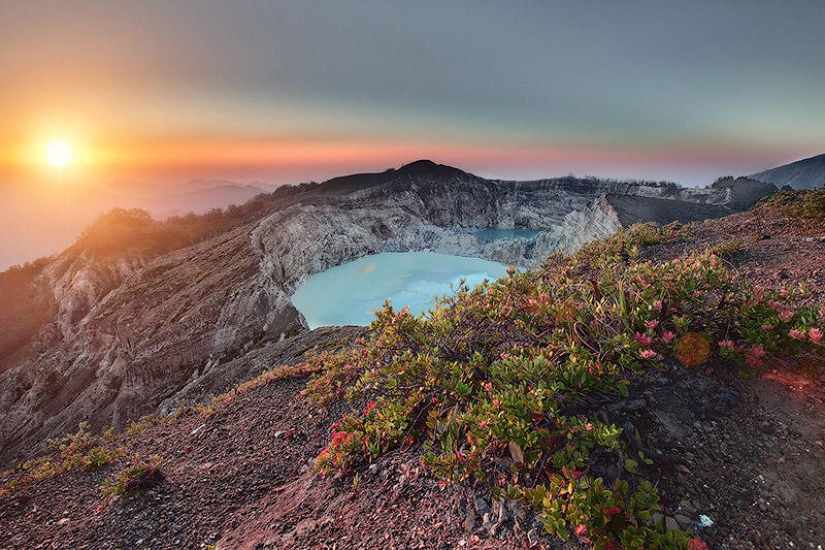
[
  {"xmin": 535, "ymin": 195, "xmax": 624, "ymax": 255},
  {"xmin": 0, "ymin": 160, "xmax": 776, "ymax": 468}
]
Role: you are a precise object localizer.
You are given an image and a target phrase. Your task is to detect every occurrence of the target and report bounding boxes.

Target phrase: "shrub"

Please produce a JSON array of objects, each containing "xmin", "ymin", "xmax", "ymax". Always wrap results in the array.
[
  {"xmin": 758, "ymin": 188, "xmax": 825, "ymax": 221},
  {"xmin": 304, "ymin": 225, "xmax": 824, "ymax": 548},
  {"xmin": 101, "ymin": 455, "xmax": 164, "ymax": 505},
  {"xmin": 0, "ymin": 423, "xmax": 126, "ymax": 501}
]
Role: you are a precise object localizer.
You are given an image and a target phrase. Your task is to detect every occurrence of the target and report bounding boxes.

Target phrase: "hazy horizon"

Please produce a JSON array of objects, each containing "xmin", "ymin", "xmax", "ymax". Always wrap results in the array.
[
  {"xmin": 2, "ymin": 2, "xmax": 824, "ymax": 188},
  {"xmin": 2, "ymin": 2, "xmax": 824, "ymax": 268},
  {"xmin": 0, "ymin": 153, "xmax": 805, "ymax": 272}
]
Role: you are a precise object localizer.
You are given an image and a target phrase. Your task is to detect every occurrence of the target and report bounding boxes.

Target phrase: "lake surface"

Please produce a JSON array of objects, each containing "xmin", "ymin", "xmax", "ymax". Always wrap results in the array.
[
  {"xmin": 292, "ymin": 251, "xmax": 508, "ymax": 329},
  {"xmin": 472, "ymin": 229, "xmax": 540, "ymax": 240}
]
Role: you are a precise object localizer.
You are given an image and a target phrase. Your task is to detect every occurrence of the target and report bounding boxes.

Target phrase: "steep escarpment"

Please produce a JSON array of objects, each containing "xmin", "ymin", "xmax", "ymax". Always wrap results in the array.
[
  {"xmin": 0, "ymin": 223, "xmax": 306, "ymax": 468},
  {"xmin": 0, "ymin": 161, "xmax": 775, "ymax": 469}
]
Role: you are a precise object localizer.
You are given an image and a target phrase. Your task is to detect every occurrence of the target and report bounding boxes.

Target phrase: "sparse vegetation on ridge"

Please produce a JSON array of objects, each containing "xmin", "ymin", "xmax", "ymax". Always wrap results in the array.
[
  {"xmin": 305, "ymin": 222, "xmax": 825, "ymax": 549},
  {"xmin": 0, "ymin": 422, "xmax": 127, "ymax": 501},
  {"xmin": 194, "ymin": 362, "xmax": 326, "ymax": 416},
  {"xmin": 100, "ymin": 455, "xmax": 164, "ymax": 508},
  {"xmin": 757, "ymin": 188, "xmax": 825, "ymax": 220}
]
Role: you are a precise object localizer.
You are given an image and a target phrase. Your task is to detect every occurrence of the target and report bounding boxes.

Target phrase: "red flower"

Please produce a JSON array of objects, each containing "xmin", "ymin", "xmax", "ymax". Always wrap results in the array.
[
  {"xmin": 640, "ymin": 349, "xmax": 658, "ymax": 360},
  {"xmin": 574, "ymin": 524, "xmax": 590, "ymax": 543},
  {"xmin": 745, "ymin": 344, "xmax": 766, "ymax": 368},
  {"xmin": 789, "ymin": 329, "xmax": 807, "ymax": 341},
  {"xmin": 602, "ymin": 506, "xmax": 622, "ymax": 515},
  {"xmin": 364, "ymin": 400, "xmax": 377, "ymax": 415},
  {"xmin": 687, "ymin": 538, "xmax": 709, "ymax": 550},
  {"xmin": 635, "ymin": 331, "xmax": 653, "ymax": 347}
]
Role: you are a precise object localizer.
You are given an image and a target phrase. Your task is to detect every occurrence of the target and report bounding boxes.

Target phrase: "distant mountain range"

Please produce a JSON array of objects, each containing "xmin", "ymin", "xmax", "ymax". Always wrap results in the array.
[
  {"xmin": 3, "ymin": 152, "xmax": 823, "ymax": 271},
  {"xmin": 749, "ymin": 153, "xmax": 825, "ymax": 190}
]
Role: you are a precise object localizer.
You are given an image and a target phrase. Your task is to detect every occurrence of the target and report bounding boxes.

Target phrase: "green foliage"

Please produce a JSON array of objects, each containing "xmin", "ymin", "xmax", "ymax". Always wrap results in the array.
[
  {"xmin": 563, "ymin": 222, "xmax": 688, "ymax": 271},
  {"xmin": 48, "ymin": 422, "xmax": 126, "ymax": 471},
  {"xmin": 304, "ymin": 224, "xmax": 825, "ymax": 548},
  {"xmin": 510, "ymin": 479, "xmax": 695, "ymax": 548},
  {"xmin": 72, "ymin": 208, "xmax": 191, "ymax": 257},
  {"xmin": 759, "ymin": 189, "xmax": 825, "ymax": 221},
  {"xmin": 705, "ymin": 237, "xmax": 743, "ymax": 260},
  {"xmin": 795, "ymin": 189, "xmax": 825, "ymax": 219},
  {"xmin": 0, "ymin": 423, "xmax": 126, "ymax": 501},
  {"xmin": 101, "ymin": 455, "xmax": 164, "ymax": 505},
  {"xmin": 69, "ymin": 181, "xmax": 324, "ymax": 260},
  {"xmin": 197, "ymin": 362, "xmax": 325, "ymax": 416}
]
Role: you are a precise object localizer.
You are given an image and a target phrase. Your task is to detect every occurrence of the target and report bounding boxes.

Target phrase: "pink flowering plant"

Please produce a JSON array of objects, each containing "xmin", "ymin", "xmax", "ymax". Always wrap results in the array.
[{"xmin": 305, "ymin": 222, "xmax": 824, "ymax": 548}]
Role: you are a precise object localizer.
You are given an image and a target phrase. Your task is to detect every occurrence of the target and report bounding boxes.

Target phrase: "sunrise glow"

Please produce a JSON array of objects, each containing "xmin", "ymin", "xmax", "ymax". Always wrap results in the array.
[{"xmin": 46, "ymin": 140, "xmax": 73, "ymax": 167}]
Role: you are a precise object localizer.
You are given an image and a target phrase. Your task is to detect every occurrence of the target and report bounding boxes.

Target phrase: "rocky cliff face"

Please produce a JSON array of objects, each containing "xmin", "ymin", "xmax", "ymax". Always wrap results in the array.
[
  {"xmin": 535, "ymin": 195, "xmax": 624, "ymax": 255},
  {"xmin": 0, "ymin": 160, "xmax": 775, "ymax": 468}
]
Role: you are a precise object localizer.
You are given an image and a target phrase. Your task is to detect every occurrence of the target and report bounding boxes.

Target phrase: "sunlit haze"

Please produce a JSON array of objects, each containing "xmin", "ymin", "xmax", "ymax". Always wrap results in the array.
[
  {"xmin": 46, "ymin": 141, "xmax": 73, "ymax": 168},
  {"xmin": 1, "ymin": 1, "xmax": 824, "ymax": 268}
]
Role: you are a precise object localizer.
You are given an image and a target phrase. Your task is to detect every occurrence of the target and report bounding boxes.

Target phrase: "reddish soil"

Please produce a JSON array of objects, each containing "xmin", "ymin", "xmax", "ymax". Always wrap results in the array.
[{"xmin": 1, "ymin": 206, "xmax": 824, "ymax": 550}]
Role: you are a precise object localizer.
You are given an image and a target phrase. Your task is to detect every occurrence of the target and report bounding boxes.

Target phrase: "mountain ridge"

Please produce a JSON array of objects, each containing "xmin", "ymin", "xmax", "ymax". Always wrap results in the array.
[
  {"xmin": 0, "ymin": 161, "xmax": 775, "ymax": 469},
  {"xmin": 748, "ymin": 152, "xmax": 825, "ymax": 190}
]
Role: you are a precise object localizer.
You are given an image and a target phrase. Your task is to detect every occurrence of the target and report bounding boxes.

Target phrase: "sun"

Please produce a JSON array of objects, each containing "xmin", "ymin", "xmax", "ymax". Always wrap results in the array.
[{"xmin": 46, "ymin": 140, "xmax": 73, "ymax": 167}]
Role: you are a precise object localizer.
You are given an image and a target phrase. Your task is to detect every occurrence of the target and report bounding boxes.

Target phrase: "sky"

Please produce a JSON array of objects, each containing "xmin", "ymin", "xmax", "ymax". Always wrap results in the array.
[{"xmin": 1, "ymin": 0, "xmax": 823, "ymax": 190}]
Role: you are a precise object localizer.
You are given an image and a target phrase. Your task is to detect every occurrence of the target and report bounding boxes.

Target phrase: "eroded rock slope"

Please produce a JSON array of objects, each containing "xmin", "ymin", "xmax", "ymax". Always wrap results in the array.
[{"xmin": 0, "ymin": 160, "xmax": 774, "ymax": 468}]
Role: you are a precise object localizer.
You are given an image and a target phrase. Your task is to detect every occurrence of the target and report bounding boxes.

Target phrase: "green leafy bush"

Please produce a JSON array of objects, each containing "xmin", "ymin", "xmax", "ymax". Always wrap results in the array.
[
  {"xmin": 304, "ymin": 224, "xmax": 824, "ymax": 548},
  {"xmin": 759, "ymin": 188, "xmax": 825, "ymax": 220},
  {"xmin": 101, "ymin": 455, "xmax": 164, "ymax": 504}
]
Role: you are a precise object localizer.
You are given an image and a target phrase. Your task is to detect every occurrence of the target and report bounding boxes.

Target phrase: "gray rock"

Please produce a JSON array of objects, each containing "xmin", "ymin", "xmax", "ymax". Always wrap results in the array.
[
  {"xmin": 674, "ymin": 513, "xmax": 692, "ymax": 526},
  {"xmin": 0, "ymin": 161, "xmax": 768, "ymax": 468}
]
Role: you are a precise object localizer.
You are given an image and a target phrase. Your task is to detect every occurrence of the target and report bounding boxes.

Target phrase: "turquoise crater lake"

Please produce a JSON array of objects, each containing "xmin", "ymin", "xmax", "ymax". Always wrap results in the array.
[{"xmin": 291, "ymin": 252, "xmax": 509, "ymax": 329}]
